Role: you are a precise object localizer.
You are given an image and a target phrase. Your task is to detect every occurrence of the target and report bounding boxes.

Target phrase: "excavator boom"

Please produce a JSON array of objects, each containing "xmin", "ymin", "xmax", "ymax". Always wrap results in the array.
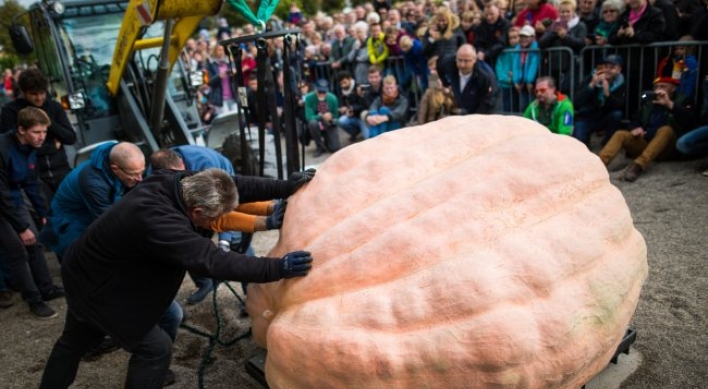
[{"xmin": 107, "ymin": 0, "xmax": 223, "ymax": 96}]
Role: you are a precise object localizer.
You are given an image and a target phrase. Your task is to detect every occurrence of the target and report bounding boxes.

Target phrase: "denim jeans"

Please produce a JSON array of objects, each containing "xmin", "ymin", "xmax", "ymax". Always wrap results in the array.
[
  {"xmin": 39, "ymin": 308, "xmax": 173, "ymax": 389},
  {"xmin": 676, "ymin": 125, "xmax": 708, "ymax": 156},
  {"xmin": 337, "ymin": 115, "xmax": 367, "ymax": 139},
  {"xmin": 573, "ymin": 110, "xmax": 623, "ymax": 146},
  {"xmin": 367, "ymin": 107, "xmax": 403, "ymax": 138},
  {"xmin": 158, "ymin": 300, "xmax": 183, "ymax": 342},
  {"xmin": 0, "ymin": 209, "xmax": 54, "ymax": 304}
]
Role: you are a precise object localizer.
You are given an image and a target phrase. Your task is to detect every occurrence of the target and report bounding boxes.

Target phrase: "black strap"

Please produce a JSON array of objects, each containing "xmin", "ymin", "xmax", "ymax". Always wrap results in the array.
[
  {"xmin": 281, "ymin": 33, "xmax": 301, "ymax": 176},
  {"xmin": 227, "ymin": 44, "xmax": 253, "ymax": 177},
  {"xmin": 258, "ymin": 41, "xmax": 285, "ymax": 180},
  {"xmin": 255, "ymin": 39, "xmax": 269, "ymax": 177}
]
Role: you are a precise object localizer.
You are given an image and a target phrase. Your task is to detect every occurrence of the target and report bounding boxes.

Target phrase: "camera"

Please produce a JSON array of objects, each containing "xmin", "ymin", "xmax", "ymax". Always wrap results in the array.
[{"xmin": 641, "ymin": 91, "xmax": 658, "ymax": 101}]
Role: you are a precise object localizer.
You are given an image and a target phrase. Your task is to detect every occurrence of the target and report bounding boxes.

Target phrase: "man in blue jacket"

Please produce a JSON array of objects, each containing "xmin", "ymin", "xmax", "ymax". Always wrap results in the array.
[
  {"xmin": 47, "ymin": 141, "xmax": 145, "ymax": 258},
  {"xmin": 0, "ymin": 107, "xmax": 64, "ymax": 318}
]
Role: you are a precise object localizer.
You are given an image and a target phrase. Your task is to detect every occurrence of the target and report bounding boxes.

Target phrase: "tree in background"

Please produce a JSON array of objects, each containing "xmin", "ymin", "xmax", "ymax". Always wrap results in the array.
[{"xmin": 0, "ymin": 0, "xmax": 29, "ymax": 70}]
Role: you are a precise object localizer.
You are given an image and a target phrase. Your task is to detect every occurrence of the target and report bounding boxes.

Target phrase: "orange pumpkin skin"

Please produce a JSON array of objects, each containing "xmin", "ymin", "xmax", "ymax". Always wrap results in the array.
[{"xmin": 247, "ymin": 115, "xmax": 648, "ymax": 389}]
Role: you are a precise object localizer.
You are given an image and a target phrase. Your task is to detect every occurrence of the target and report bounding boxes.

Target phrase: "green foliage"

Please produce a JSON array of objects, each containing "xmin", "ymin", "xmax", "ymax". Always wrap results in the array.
[
  {"xmin": 299, "ymin": 0, "xmax": 318, "ymax": 17},
  {"xmin": 0, "ymin": 0, "xmax": 29, "ymax": 60},
  {"xmin": 320, "ymin": 0, "xmax": 345, "ymax": 15},
  {"xmin": 0, "ymin": 55, "xmax": 21, "ymax": 71}
]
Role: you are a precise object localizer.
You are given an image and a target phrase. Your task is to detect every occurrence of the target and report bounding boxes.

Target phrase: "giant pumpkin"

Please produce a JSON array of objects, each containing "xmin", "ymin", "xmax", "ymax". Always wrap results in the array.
[{"xmin": 246, "ymin": 115, "xmax": 648, "ymax": 389}]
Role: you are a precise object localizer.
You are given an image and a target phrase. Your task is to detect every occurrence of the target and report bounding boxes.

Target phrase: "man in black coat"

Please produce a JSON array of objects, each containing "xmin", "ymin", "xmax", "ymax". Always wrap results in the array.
[
  {"xmin": 438, "ymin": 44, "xmax": 500, "ymax": 115},
  {"xmin": 0, "ymin": 68, "xmax": 76, "ymax": 205},
  {"xmin": 39, "ymin": 168, "xmax": 315, "ymax": 389}
]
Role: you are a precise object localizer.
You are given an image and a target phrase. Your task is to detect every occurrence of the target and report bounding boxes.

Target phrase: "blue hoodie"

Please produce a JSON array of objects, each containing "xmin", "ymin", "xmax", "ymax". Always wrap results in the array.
[
  {"xmin": 512, "ymin": 41, "xmax": 540, "ymax": 86},
  {"xmin": 48, "ymin": 141, "xmax": 124, "ymax": 256}
]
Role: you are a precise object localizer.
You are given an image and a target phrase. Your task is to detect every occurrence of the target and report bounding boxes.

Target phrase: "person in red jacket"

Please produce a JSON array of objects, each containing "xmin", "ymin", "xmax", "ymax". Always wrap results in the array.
[{"xmin": 513, "ymin": 0, "xmax": 559, "ymax": 37}]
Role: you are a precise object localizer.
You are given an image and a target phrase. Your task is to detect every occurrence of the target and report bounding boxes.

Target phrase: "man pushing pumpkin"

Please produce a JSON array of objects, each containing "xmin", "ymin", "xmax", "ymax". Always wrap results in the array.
[{"xmin": 38, "ymin": 167, "xmax": 315, "ymax": 388}]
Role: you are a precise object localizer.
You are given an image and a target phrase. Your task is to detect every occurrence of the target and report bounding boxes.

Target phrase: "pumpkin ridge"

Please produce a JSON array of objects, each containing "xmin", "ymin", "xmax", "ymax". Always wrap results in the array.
[
  {"xmin": 269, "ymin": 215, "xmax": 644, "ymax": 334},
  {"xmin": 277, "ymin": 119, "xmax": 550, "ymax": 249},
  {"xmin": 271, "ymin": 164, "xmax": 612, "ymax": 310}
]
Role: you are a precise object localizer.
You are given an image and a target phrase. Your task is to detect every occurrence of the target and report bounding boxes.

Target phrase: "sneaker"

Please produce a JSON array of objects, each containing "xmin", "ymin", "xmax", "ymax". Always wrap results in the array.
[
  {"xmin": 30, "ymin": 302, "xmax": 57, "ymax": 318},
  {"xmin": 42, "ymin": 286, "xmax": 65, "ymax": 301},
  {"xmin": 186, "ymin": 284, "xmax": 213, "ymax": 305},
  {"xmin": 621, "ymin": 163, "xmax": 643, "ymax": 182},
  {"xmin": 702, "ymin": 169, "xmax": 708, "ymax": 177},
  {"xmin": 163, "ymin": 369, "xmax": 176, "ymax": 387},
  {"xmin": 0, "ymin": 290, "xmax": 13, "ymax": 308}
]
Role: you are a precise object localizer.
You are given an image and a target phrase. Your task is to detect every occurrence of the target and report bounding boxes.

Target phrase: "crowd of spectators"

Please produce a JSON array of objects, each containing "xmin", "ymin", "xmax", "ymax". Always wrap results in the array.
[{"xmin": 176, "ymin": 0, "xmax": 707, "ymax": 170}]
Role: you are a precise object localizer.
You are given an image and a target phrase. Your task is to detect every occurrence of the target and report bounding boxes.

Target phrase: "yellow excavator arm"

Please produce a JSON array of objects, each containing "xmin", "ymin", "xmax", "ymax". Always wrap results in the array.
[{"xmin": 107, "ymin": 0, "xmax": 223, "ymax": 96}]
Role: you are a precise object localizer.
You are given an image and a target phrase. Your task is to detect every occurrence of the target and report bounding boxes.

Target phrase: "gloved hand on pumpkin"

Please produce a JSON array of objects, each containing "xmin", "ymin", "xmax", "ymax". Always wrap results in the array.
[
  {"xmin": 279, "ymin": 250, "xmax": 313, "ymax": 278},
  {"xmin": 266, "ymin": 200, "xmax": 287, "ymax": 230},
  {"xmin": 289, "ymin": 168, "xmax": 316, "ymax": 191}
]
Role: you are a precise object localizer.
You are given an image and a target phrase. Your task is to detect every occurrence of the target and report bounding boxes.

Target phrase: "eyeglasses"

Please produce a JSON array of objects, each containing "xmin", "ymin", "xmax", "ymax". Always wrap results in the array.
[
  {"xmin": 118, "ymin": 165, "xmax": 145, "ymax": 179},
  {"xmin": 602, "ymin": 9, "xmax": 618, "ymax": 13}
]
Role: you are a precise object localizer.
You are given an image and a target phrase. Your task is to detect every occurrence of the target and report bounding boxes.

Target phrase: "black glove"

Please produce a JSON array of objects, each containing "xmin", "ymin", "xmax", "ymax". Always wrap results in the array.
[
  {"xmin": 279, "ymin": 251, "xmax": 313, "ymax": 279},
  {"xmin": 288, "ymin": 168, "xmax": 316, "ymax": 191},
  {"xmin": 266, "ymin": 200, "xmax": 287, "ymax": 230}
]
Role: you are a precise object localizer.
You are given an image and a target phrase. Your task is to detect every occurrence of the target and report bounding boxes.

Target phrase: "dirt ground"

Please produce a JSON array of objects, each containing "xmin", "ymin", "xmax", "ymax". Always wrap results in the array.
[{"xmin": 0, "ymin": 135, "xmax": 706, "ymax": 389}]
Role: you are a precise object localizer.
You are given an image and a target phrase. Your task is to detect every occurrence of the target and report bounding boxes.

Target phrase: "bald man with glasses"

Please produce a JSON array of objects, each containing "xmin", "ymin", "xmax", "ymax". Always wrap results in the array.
[
  {"xmin": 44, "ymin": 141, "xmax": 146, "ymax": 259},
  {"xmin": 438, "ymin": 44, "xmax": 500, "ymax": 115}
]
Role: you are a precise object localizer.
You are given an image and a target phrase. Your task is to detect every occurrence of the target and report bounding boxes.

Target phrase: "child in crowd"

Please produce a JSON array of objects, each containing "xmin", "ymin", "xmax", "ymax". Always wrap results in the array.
[
  {"xmin": 496, "ymin": 26, "xmax": 521, "ymax": 112},
  {"xmin": 656, "ymin": 36, "xmax": 699, "ymax": 98},
  {"xmin": 399, "ymin": 35, "xmax": 429, "ymax": 91},
  {"xmin": 417, "ymin": 73, "xmax": 455, "ymax": 124},
  {"xmin": 512, "ymin": 25, "xmax": 540, "ymax": 111}
]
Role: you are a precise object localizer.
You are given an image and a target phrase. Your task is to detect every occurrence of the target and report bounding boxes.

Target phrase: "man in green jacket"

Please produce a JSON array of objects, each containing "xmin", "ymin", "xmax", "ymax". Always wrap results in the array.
[
  {"xmin": 523, "ymin": 76, "xmax": 574, "ymax": 135},
  {"xmin": 305, "ymin": 79, "xmax": 341, "ymax": 157}
]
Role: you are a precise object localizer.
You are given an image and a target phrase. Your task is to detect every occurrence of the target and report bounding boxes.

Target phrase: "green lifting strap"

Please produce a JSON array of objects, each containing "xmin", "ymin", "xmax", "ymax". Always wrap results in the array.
[{"xmin": 226, "ymin": 0, "xmax": 279, "ymax": 28}]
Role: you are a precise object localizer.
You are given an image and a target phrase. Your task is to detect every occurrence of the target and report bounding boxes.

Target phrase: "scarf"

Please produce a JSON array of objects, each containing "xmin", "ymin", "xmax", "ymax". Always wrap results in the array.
[
  {"xmin": 597, "ymin": 73, "xmax": 625, "ymax": 105},
  {"xmin": 382, "ymin": 88, "xmax": 399, "ymax": 106},
  {"xmin": 595, "ymin": 20, "xmax": 619, "ymax": 38},
  {"xmin": 629, "ymin": 3, "xmax": 647, "ymax": 26},
  {"xmin": 341, "ymin": 81, "xmax": 356, "ymax": 97},
  {"xmin": 567, "ymin": 15, "xmax": 580, "ymax": 30}
]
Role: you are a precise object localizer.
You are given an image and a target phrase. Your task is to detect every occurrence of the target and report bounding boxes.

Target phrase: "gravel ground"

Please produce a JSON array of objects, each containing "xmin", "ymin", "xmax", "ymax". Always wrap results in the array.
[{"xmin": 0, "ymin": 131, "xmax": 706, "ymax": 389}]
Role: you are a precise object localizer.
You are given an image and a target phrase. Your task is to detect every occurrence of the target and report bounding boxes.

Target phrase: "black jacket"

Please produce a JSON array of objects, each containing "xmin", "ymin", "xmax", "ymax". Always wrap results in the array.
[
  {"xmin": 337, "ymin": 87, "xmax": 367, "ymax": 118},
  {"xmin": 438, "ymin": 56, "xmax": 500, "ymax": 114},
  {"xmin": 609, "ymin": 5, "xmax": 666, "ymax": 45},
  {"xmin": 0, "ymin": 98, "xmax": 76, "ymax": 184},
  {"xmin": 61, "ymin": 170, "xmax": 299, "ymax": 347},
  {"xmin": 573, "ymin": 74, "xmax": 626, "ymax": 117},
  {"xmin": 474, "ymin": 18, "xmax": 511, "ymax": 65},
  {"xmin": 0, "ymin": 131, "xmax": 46, "ymax": 231}
]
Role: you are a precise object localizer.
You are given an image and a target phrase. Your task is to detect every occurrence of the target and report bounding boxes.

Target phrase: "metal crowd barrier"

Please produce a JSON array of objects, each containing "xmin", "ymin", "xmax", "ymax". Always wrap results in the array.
[
  {"xmin": 310, "ymin": 56, "xmax": 423, "ymax": 122},
  {"xmin": 492, "ymin": 46, "xmax": 577, "ymax": 115},
  {"xmin": 286, "ymin": 39, "xmax": 708, "ymax": 120},
  {"xmin": 580, "ymin": 41, "xmax": 707, "ymax": 117}
]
